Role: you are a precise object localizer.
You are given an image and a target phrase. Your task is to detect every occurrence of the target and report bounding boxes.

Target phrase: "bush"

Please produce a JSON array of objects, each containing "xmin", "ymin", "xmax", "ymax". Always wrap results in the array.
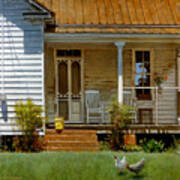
[
  {"xmin": 108, "ymin": 99, "xmax": 133, "ymax": 150},
  {"xmin": 140, "ymin": 138, "xmax": 165, "ymax": 153},
  {"xmin": 122, "ymin": 145, "xmax": 142, "ymax": 152},
  {"xmin": 99, "ymin": 141, "xmax": 111, "ymax": 151},
  {"xmin": 13, "ymin": 99, "xmax": 45, "ymax": 152},
  {"xmin": 108, "ymin": 100, "xmax": 133, "ymax": 127}
]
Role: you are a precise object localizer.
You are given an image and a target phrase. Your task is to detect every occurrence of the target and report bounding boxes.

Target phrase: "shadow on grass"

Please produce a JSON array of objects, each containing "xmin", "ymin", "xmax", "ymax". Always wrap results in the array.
[
  {"xmin": 131, "ymin": 174, "xmax": 146, "ymax": 180},
  {"xmin": 117, "ymin": 172, "xmax": 146, "ymax": 179},
  {"xmin": 118, "ymin": 171, "xmax": 126, "ymax": 176}
]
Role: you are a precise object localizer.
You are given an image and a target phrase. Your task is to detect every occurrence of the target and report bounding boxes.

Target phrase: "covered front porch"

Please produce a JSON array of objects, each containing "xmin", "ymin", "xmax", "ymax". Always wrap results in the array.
[{"xmin": 44, "ymin": 36, "xmax": 180, "ymax": 126}]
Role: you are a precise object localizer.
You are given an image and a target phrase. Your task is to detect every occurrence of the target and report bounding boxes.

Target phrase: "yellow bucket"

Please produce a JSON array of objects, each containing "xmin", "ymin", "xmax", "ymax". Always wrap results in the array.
[{"xmin": 55, "ymin": 117, "xmax": 64, "ymax": 130}]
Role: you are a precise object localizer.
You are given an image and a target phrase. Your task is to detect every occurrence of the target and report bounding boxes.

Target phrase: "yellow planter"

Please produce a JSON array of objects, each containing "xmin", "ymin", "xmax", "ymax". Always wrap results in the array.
[{"xmin": 55, "ymin": 117, "xmax": 64, "ymax": 130}]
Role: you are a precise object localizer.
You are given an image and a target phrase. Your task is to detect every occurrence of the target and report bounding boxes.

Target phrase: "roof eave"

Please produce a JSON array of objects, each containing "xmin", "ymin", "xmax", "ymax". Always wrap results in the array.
[
  {"xmin": 45, "ymin": 33, "xmax": 180, "ymax": 43},
  {"xmin": 25, "ymin": 0, "xmax": 52, "ymax": 20}
]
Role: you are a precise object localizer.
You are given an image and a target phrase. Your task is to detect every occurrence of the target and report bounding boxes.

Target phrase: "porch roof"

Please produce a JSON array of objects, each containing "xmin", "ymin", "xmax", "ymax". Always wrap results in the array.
[{"xmin": 35, "ymin": 0, "xmax": 180, "ymax": 34}]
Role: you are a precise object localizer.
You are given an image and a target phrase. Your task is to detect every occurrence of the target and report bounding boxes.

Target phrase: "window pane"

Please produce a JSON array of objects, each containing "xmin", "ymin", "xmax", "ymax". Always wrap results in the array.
[
  {"xmin": 136, "ymin": 51, "xmax": 143, "ymax": 73},
  {"xmin": 144, "ymin": 75, "xmax": 150, "ymax": 87},
  {"xmin": 136, "ymin": 62, "xmax": 144, "ymax": 73},
  {"xmin": 57, "ymin": 50, "xmax": 81, "ymax": 57},
  {"xmin": 144, "ymin": 51, "xmax": 150, "ymax": 62},
  {"xmin": 58, "ymin": 101, "xmax": 68, "ymax": 120},
  {"xmin": 144, "ymin": 62, "xmax": 150, "ymax": 73},
  {"xmin": 57, "ymin": 50, "xmax": 66, "ymax": 57},
  {"xmin": 65, "ymin": 50, "xmax": 72, "ymax": 56},
  {"xmin": 58, "ymin": 62, "xmax": 68, "ymax": 95},
  {"xmin": 136, "ymin": 51, "xmax": 143, "ymax": 61},
  {"xmin": 135, "ymin": 75, "xmax": 144, "ymax": 87},
  {"xmin": 72, "ymin": 62, "xmax": 81, "ymax": 95},
  {"xmin": 73, "ymin": 50, "xmax": 81, "ymax": 57}
]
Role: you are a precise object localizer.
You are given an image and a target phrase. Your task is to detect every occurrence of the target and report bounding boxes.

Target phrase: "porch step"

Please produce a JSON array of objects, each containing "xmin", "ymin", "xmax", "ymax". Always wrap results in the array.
[
  {"xmin": 46, "ymin": 146, "xmax": 100, "ymax": 152},
  {"xmin": 44, "ymin": 129, "xmax": 100, "ymax": 152},
  {"xmin": 46, "ymin": 129, "xmax": 97, "ymax": 135},
  {"xmin": 44, "ymin": 135, "xmax": 97, "ymax": 141}
]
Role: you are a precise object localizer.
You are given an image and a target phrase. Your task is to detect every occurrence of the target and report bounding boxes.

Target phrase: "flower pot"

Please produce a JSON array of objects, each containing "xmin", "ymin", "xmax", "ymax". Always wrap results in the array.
[
  {"xmin": 158, "ymin": 86, "xmax": 163, "ymax": 94},
  {"xmin": 123, "ymin": 134, "xmax": 136, "ymax": 146}
]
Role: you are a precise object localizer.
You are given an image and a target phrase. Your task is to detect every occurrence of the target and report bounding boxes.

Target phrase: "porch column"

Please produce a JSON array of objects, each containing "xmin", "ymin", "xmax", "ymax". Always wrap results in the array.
[
  {"xmin": 115, "ymin": 42, "xmax": 125, "ymax": 103},
  {"xmin": 177, "ymin": 48, "xmax": 180, "ymax": 122}
]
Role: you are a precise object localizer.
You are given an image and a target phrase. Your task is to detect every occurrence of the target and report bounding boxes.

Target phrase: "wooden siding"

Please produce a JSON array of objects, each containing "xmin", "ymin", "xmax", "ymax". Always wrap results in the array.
[
  {"xmin": 123, "ymin": 49, "xmax": 132, "ymax": 87},
  {"xmin": 44, "ymin": 45, "xmax": 55, "ymax": 122},
  {"xmin": 0, "ymin": 0, "xmax": 44, "ymax": 134},
  {"xmin": 154, "ymin": 48, "xmax": 177, "ymax": 123},
  {"xmin": 123, "ymin": 45, "xmax": 177, "ymax": 124},
  {"xmin": 84, "ymin": 49, "xmax": 117, "ymax": 101}
]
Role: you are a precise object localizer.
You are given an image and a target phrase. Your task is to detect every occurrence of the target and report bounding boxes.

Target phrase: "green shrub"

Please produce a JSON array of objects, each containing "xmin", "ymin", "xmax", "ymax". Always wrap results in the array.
[
  {"xmin": 140, "ymin": 138, "xmax": 165, "ymax": 153},
  {"xmin": 13, "ymin": 99, "xmax": 45, "ymax": 152},
  {"xmin": 108, "ymin": 99, "xmax": 133, "ymax": 150},
  {"xmin": 108, "ymin": 100, "xmax": 133, "ymax": 127},
  {"xmin": 99, "ymin": 141, "xmax": 111, "ymax": 151},
  {"xmin": 122, "ymin": 145, "xmax": 143, "ymax": 152}
]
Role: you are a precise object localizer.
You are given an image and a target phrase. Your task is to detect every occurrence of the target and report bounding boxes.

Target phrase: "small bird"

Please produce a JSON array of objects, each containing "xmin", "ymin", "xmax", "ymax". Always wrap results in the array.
[
  {"xmin": 126, "ymin": 158, "xmax": 145, "ymax": 174},
  {"xmin": 114, "ymin": 155, "xmax": 127, "ymax": 171}
]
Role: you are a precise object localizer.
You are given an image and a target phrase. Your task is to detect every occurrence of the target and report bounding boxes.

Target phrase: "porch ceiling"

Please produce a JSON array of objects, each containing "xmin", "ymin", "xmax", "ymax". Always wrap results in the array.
[{"xmin": 35, "ymin": 0, "xmax": 180, "ymax": 34}]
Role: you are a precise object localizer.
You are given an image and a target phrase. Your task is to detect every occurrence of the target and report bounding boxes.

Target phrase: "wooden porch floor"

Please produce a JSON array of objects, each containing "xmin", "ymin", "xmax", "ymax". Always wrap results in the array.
[{"xmin": 47, "ymin": 123, "xmax": 180, "ymax": 134}]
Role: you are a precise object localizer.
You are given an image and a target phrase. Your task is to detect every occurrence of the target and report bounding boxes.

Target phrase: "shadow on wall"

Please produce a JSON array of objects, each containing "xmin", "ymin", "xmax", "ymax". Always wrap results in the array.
[{"xmin": 1, "ymin": 0, "xmax": 43, "ymax": 55}]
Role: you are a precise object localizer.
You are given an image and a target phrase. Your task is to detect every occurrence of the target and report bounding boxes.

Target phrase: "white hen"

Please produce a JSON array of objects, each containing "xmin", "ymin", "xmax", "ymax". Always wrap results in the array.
[{"xmin": 114, "ymin": 155, "xmax": 127, "ymax": 171}]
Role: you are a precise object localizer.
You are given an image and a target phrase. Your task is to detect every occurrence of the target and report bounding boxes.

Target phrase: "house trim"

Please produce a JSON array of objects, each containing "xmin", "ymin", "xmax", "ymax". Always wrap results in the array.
[
  {"xmin": 24, "ymin": 0, "xmax": 52, "ymax": 19},
  {"xmin": 27, "ymin": 0, "xmax": 50, "ymax": 13},
  {"xmin": 45, "ymin": 33, "xmax": 180, "ymax": 43}
]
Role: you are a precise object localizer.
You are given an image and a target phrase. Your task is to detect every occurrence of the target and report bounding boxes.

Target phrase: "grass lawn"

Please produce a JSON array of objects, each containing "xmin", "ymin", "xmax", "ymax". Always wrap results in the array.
[{"xmin": 0, "ymin": 152, "xmax": 179, "ymax": 180}]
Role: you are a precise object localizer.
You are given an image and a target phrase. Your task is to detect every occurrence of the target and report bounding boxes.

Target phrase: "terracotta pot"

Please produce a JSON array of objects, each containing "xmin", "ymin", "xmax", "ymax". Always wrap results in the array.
[
  {"xmin": 158, "ymin": 86, "xmax": 163, "ymax": 94},
  {"xmin": 124, "ymin": 134, "xmax": 136, "ymax": 146}
]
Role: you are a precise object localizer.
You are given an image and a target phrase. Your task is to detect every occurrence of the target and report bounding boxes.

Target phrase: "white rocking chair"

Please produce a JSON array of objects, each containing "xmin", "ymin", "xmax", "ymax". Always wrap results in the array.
[{"xmin": 85, "ymin": 90, "xmax": 104, "ymax": 123}]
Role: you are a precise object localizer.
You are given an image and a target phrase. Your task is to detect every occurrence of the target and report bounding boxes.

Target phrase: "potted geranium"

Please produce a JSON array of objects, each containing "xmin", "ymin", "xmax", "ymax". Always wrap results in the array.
[{"xmin": 152, "ymin": 72, "xmax": 168, "ymax": 93}]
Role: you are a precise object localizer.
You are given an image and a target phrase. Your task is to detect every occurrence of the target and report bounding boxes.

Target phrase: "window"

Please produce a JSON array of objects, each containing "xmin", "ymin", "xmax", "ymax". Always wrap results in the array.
[
  {"xmin": 134, "ymin": 50, "xmax": 151, "ymax": 100},
  {"xmin": 56, "ymin": 49, "xmax": 81, "ymax": 57},
  {"xmin": 138, "ymin": 108, "xmax": 153, "ymax": 124}
]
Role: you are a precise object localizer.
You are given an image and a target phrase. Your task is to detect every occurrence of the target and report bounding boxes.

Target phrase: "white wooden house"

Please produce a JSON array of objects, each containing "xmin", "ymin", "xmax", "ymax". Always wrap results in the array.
[{"xmin": 0, "ymin": 0, "xmax": 180, "ymax": 136}]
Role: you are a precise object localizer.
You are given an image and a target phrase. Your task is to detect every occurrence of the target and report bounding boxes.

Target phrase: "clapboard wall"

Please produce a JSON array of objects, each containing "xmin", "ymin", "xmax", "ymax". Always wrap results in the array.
[
  {"xmin": 124, "ymin": 43, "xmax": 177, "ymax": 124},
  {"xmin": 0, "ymin": 0, "xmax": 44, "ymax": 134}
]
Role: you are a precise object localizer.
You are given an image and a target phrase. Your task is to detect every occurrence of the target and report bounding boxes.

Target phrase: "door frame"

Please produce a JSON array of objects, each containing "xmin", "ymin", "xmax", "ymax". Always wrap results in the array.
[{"xmin": 54, "ymin": 48, "xmax": 84, "ymax": 123}]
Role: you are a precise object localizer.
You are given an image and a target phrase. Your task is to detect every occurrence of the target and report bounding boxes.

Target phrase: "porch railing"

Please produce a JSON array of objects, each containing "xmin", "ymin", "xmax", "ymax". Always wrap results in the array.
[{"xmin": 123, "ymin": 86, "xmax": 179, "ymax": 125}]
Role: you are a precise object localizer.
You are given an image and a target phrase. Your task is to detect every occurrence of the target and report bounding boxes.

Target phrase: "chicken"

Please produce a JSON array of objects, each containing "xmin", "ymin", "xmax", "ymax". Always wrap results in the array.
[
  {"xmin": 126, "ymin": 158, "xmax": 145, "ymax": 174},
  {"xmin": 114, "ymin": 155, "xmax": 127, "ymax": 171}
]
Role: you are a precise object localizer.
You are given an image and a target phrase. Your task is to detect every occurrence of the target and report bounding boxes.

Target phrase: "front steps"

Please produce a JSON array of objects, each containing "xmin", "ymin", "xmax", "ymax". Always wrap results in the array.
[{"xmin": 44, "ymin": 129, "xmax": 100, "ymax": 152}]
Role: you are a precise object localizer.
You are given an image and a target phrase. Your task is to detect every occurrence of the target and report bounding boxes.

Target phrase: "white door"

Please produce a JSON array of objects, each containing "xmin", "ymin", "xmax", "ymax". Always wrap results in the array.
[{"xmin": 55, "ymin": 49, "xmax": 84, "ymax": 122}]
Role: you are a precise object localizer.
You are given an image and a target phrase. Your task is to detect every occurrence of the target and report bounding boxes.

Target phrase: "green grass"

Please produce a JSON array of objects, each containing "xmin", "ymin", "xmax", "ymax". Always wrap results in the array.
[{"xmin": 0, "ymin": 152, "xmax": 179, "ymax": 180}]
